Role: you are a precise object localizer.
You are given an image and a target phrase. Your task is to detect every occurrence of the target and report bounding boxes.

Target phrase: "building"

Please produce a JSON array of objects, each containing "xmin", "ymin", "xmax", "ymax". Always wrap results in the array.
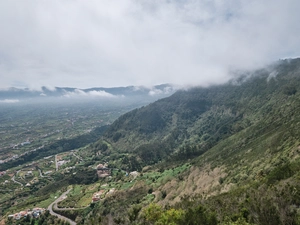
[
  {"xmin": 0, "ymin": 171, "xmax": 6, "ymax": 176},
  {"xmin": 21, "ymin": 141, "xmax": 31, "ymax": 146},
  {"xmin": 57, "ymin": 160, "xmax": 69, "ymax": 169},
  {"xmin": 96, "ymin": 164, "xmax": 111, "ymax": 178},
  {"xmin": 92, "ymin": 190, "xmax": 105, "ymax": 202},
  {"xmin": 8, "ymin": 208, "xmax": 45, "ymax": 220}
]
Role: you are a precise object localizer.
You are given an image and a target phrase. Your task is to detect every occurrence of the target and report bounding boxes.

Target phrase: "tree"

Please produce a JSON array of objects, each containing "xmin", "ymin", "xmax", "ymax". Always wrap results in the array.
[
  {"xmin": 156, "ymin": 208, "xmax": 184, "ymax": 225},
  {"xmin": 142, "ymin": 203, "xmax": 163, "ymax": 224}
]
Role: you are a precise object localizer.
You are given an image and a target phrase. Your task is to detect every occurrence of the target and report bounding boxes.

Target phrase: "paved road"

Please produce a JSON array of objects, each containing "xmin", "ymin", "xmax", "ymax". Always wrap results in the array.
[
  {"xmin": 11, "ymin": 170, "xmax": 23, "ymax": 186},
  {"xmin": 47, "ymin": 189, "xmax": 76, "ymax": 225},
  {"xmin": 11, "ymin": 175, "xmax": 23, "ymax": 186},
  {"xmin": 38, "ymin": 169, "xmax": 45, "ymax": 178},
  {"xmin": 55, "ymin": 155, "xmax": 58, "ymax": 171}
]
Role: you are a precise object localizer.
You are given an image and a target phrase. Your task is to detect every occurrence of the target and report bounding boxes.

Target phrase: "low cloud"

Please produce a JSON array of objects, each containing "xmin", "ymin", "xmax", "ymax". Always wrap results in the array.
[
  {"xmin": 267, "ymin": 71, "xmax": 279, "ymax": 82},
  {"xmin": 63, "ymin": 89, "xmax": 116, "ymax": 98},
  {"xmin": 88, "ymin": 90, "xmax": 117, "ymax": 97},
  {"xmin": 148, "ymin": 86, "xmax": 174, "ymax": 96},
  {"xmin": 0, "ymin": 99, "xmax": 19, "ymax": 103}
]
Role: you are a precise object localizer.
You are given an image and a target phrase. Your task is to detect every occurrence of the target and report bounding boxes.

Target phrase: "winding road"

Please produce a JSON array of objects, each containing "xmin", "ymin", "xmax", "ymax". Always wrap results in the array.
[
  {"xmin": 38, "ymin": 169, "xmax": 45, "ymax": 178},
  {"xmin": 11, "ymin": 170, "xmax": 23, "ymax": 186},
  {"xmin": 47, "ymin": 189, "xmax": 77, "ymax": 225}
]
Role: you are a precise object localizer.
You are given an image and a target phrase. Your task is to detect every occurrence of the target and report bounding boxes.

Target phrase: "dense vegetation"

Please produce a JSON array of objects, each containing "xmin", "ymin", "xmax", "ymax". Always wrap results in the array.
[
  {"xmin": 81, "ymin": 58, "xmax": 300, "ymax": 224},
  {"xmin": 95, "ymin": 59, "xmax": 300, "ymax": 170}
]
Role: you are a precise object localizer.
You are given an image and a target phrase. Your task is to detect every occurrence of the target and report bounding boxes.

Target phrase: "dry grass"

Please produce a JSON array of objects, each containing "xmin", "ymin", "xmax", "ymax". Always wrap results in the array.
[{"xmin": 157, "ymin": 164, "xmax": 227, "ymax": 206}]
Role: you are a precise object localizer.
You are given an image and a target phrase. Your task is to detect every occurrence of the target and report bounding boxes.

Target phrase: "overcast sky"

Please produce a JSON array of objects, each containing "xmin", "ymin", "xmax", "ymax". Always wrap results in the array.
[{"xmin": 0, "ymin": 0, "xmax": 299, "ymax": 89}]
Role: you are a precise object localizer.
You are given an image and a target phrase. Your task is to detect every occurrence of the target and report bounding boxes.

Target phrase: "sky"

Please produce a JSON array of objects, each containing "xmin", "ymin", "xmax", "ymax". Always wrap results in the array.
[{"xmin": 0, "ymin": 0, "xmax": 299, "ymax": 89}]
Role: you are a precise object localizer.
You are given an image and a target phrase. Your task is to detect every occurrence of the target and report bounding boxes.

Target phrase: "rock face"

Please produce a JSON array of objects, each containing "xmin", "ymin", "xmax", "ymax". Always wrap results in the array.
[{"xmin": 129, "ymin": 171, "xmax": 139, "ymax": 179}]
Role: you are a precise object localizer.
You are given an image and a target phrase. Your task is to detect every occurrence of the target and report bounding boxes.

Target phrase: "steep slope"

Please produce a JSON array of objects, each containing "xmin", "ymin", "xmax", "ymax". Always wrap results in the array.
[
  {"xmin": 76, "ymin": 58, "xmax": 300, "ymax": 225},
  {"xmin": 94, "ymin": 58, "xmax": 300, "ymax": 170},
  {"xmin": 15, "ymin": 58, "xmax": 300, "ymax": 225}
]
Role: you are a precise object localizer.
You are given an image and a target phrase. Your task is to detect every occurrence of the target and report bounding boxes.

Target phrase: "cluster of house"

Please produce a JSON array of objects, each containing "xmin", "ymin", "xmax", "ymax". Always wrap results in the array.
[
  {"xmin": 57, "ymin": 160, "xmax": 70, "ymax": 169},
  {"xmin": 25, "ymin": 170, "xmax": 33, "ymax": 176},
  {"xmin": 91, "ymin": 188, "xmax": 115, "ymax": 203},
  {"xmin": 21, "ymin": 141, "xmax": 31, "ymax": 146},
  {"xmin": 96, "ymin": 163, "xmax": 111, "ymax": 178},
  {"xmin": 40, "ymin": 129, "xmax": 61, "ymax": 138},
  {"xmin": 92, "ymin": 190, "xmax": 105, "ymax": 202},
  {"xmin": 1, "ymin": 145, "xmax": 44, "ymax": 164},
  {"xmin": 10, "ymin": 141, "xmax": 31, "ymax": 150},
  {"xmin": 10, "ymin": 141, "xmax": 31, "ymax": 149},
  {"xmin": 8, "ymin": 208, "xmax": 45, "ymax": 220},
  {"xmin": 0, "ymin": 154, "xmax": 18, "ymax": 164},
  {"xmin": 0, "ymin": 171, "xmax": 6, "ymax": 176}
]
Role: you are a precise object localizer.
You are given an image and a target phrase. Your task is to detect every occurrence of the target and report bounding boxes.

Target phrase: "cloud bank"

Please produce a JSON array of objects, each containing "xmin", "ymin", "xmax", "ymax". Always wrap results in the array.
[
  {"xmin": 63, "ymin": 89, "xmax": 116, "ymax": 98},
  {"xmin": 148, "ymin": 86, "xmax": 174, "ymax": 96},
  {"xmin": 0, "ymin": 0, "xmax": 299, "ymax": 89},
  {"xmin": 0, "ymin": 99, "xmax": 20, "ymax": 103}
]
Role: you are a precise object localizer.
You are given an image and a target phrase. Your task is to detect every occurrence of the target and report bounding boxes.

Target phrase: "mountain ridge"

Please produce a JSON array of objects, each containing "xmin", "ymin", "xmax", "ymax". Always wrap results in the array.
[
  {"xmin": 77, "ymin": 58, "xmax": 300, "ymax": 224},
  {"xmin": 0, "ymin": 84, "xmax": 177, "ymax": 100},
  {"xmin": 95, "ymin": 58, "xmax": 300, "ymax": 171}
]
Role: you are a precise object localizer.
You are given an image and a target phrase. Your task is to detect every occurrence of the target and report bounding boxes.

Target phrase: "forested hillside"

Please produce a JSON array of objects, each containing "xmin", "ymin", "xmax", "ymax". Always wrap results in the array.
[
  {"xmin": 82, "ymin": 58, "xmax": 300, "ymax": 224},
  {"xmin": 95, "ymin": 58, "xmax": 300, "ymax": 170}
]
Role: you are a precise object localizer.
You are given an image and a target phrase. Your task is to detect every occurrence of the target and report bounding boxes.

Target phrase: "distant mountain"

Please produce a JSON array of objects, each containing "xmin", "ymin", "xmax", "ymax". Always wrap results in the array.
[{"xmin": 0, "ymin": 84, "xmax": 177, "ymax": 100}]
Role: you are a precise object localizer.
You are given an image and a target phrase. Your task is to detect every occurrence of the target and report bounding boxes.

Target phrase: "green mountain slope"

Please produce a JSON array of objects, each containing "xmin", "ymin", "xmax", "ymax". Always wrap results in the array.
[
  {"xmin": 95, "ymin": 58, "xmax": 300, "ymax": 170},
  {"xmin": 80, "ymin": 58, "xmax": 300, "ymax": 224}
]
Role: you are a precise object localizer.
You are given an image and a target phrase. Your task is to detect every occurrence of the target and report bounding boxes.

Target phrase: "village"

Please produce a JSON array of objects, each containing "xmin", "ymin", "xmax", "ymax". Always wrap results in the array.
[
  {"xmin": 8, "ymin": 208, "xmax": 45, "ymax": 220},
  {"xmin": 1, "ymin": 145, "xmax": 142, "ymax": 223}
]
